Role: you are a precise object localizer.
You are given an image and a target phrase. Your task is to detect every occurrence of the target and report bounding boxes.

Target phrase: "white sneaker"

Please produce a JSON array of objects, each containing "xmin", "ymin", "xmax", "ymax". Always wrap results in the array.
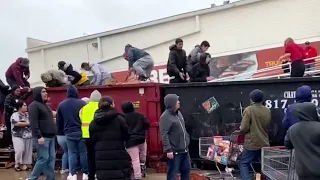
[
  {"xmin": 82, "ymin": 173, "xmax": 89, "ymax": 180},
  {"xmin": 61, "ymin": 169, "xmax": 69, "ymax": 174},
  {"xmin": 67, "ymin": 174, "xmax": 77, "ymax": 180}
]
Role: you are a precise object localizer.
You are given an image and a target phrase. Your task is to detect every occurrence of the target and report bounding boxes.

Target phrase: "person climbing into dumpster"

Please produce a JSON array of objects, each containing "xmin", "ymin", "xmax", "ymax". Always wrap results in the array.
[
  {"xmin": 240, "ymin": 89, "xmax": 271, "ymax": 180},
  {"xmin": 284, "ymin": 102, "xmax": 320, "ymax": 179},
  {"xmin": 89, "ymin": 96, "xmax": 132, "ymax": 180},
  {"xmin": 81, "ymin": 62, "xmax": 117, "ymax": 85},
  {"xmin": 304, "ymin": 41, "xmax": 318, "ymax": 73},
  {"xmin": 121, "ymin": 101, "xmax": 150, "ymax": 179},
  {"xmin": 283, "ymin": 85, "xmax": 312, "ymax": 130},
  {"xmin": 4, "ymin": 86, "xmax": 32, "ymax": 148},
  {"xmin": 124, "ymin": 44, "xmax": 154, "ymax": 82},
  {"xmin": 58, "ymin": 61, "xmax": 90, "ymax": 86},
  {"xmin": 279, "ymin": 37, "xmax": 305, "ymax": 77},
  {"xmin": 28, "ymin": 87, "xmax": 57, "ymax": 180},
  {"xmin": 186, "ymin": 41, "xmax": 210, "ymax": 76},
  {"xmin": 5, "ymin": 57, "xmax": 31, "ymax": 88},
  {"xmin": 167, "ymin": 38, "xmax": 188, "ymax": 83},
  {"xmin": 79, "ymin": 90, "xmax": 101, "ymax": 180},
  {"xmin": 56, "ymin": 85, "xmax": 88, "ymax": 180},
  {"xmin": 159, "ymin": 94, "xmax": 191, "ymax": 180},
  {"xmin": 190, "ymin": 53, "xmax": 214, "ymax": 82}
]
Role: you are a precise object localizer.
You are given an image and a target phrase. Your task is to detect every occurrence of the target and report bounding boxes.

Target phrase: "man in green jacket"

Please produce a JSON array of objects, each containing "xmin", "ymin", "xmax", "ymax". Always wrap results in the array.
[{"xmin": 240, "ymin": 89, "xmax": 271, "ymax": 180}]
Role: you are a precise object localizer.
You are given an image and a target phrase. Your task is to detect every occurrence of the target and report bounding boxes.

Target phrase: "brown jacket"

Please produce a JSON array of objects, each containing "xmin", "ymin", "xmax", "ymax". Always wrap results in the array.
[{"xmin": 240, "ymin": 103, "xmax": 271, "ymax": 150}]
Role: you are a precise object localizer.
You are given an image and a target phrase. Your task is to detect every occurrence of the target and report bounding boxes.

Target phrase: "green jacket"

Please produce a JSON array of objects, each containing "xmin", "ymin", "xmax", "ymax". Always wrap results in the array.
[{"xmin": 240, "ymin": 103, "xmax": 271, "ymax": 150}]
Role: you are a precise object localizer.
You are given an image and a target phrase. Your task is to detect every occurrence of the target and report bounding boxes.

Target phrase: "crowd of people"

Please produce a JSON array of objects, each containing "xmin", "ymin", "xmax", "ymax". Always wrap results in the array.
[{"xmin": 1, "ymin": 85, "xmax": 150, "ymax": 180}]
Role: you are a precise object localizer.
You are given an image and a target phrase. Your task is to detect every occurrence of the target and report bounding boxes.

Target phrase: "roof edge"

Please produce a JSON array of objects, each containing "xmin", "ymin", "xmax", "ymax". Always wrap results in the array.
[{"xmin": 26, "ymin": 0, "xmax": 265, "ymax": 53}]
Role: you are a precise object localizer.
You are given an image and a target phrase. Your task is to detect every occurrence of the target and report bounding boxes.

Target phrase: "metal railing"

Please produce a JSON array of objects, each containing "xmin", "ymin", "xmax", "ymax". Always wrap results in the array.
[{"xmin": 209, "ymin": 56, "xmax": 320, "ymax": 82}]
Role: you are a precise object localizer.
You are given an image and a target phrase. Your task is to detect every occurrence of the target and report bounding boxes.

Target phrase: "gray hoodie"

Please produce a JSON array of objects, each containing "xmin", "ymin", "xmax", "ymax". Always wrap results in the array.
[
  {"xmin": 285, "ymin": 102, "xmax": 320, "ymax": 179},
  {"xmin": 186, "ymin": 45, "xmax": 202, "ymax": 74},
  {"xmin": 90, "ymin": 63, "xmax": 112, "ymax": 85},
  {"xmin": 159, "ymin": 94, "xmax": 190, "ymax": 153}
]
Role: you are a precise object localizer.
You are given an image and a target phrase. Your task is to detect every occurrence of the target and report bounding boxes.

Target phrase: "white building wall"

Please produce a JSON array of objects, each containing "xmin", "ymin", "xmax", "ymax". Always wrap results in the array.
[{"xmin": 27, "ymin": 0, "xmax": 320, "ymax": 86}]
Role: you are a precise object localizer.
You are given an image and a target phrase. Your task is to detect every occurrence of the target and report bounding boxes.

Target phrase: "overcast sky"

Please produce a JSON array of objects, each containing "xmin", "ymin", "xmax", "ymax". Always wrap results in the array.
[{"xmin": 0, "ymin": 0, "xmax": 238, "ymax": 82}]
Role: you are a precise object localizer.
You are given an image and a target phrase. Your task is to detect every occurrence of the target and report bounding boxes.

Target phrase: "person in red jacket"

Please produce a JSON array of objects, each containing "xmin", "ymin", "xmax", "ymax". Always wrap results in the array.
[
  {"xmin": 304, "ymin": 41, "xmax": 318, "ymax": 72},
  {"xmin": 279, "ymin": 38, "xmax": 305, "ymax": 77},
  {"xmin": 5, "ymin": 58, "xmax": 30, "ymax": 88}
]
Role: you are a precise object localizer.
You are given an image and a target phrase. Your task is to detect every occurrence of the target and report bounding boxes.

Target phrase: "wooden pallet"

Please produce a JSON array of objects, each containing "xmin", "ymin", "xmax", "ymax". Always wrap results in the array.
[{"xmin": 0, "ymin": 148, "xmax": 14, "ymax": 169}]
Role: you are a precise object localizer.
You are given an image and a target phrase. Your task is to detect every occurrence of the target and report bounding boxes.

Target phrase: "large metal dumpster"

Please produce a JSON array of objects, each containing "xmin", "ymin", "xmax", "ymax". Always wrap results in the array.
[{"xmin": 160, "ymin": 77, "xmax": 320, "ymax": 159}]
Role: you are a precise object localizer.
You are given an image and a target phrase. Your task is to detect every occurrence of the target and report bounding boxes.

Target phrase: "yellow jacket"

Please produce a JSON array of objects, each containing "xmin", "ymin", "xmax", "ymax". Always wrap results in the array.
[
  {"xmin": 75, "ymin": 72, "xmax": 89, "ymax": 86},
  {"xmin": 79, "ymin": 101, "xmax": 99, "ymax": 138}
]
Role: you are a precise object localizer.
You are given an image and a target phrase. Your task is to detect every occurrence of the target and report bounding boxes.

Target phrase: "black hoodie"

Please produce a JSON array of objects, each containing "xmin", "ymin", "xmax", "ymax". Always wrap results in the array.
[
  {"xmin": 190, "ymin": 54, "xmax": 210, "ymax": 82},
  {"xmin": 285, "ymin": 102, "xmax": 320, "ymax": 179},
  {"xmin": 121, "ymin": 101, "xmax": 150, "ymax": 148},
  {"xmin": 29, "ymin": 87, "xmax": 57, "ymax": 138},
  {"xmin": 167, "ymin": 44, "xmax": 187, "ymax": 81},
  {"xmin": 89, "ymin": 107, "xmax": 131, "ymax": 180}
]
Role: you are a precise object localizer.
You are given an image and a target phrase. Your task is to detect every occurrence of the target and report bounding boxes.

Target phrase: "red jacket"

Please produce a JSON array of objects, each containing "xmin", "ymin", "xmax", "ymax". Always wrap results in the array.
[
  {"xmin": 5, "ymin": 58, "xmax": 30, "ymax": 86},
  {"xmin": 304, "ymin": 46, "xmax": 318, "ymax": 65}
]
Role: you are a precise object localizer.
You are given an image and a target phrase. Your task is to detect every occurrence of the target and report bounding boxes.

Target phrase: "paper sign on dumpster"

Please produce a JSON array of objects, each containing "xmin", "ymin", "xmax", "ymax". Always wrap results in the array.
[{"xmin": 202, "ymin": 96, "xmax": 219, "ymax": 113}]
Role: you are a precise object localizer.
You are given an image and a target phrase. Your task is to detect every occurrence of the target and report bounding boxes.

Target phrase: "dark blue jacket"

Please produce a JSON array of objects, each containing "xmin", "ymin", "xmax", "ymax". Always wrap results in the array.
[
  {"xmin": 56, "ymin": 85, "xmax": 86, "ymax": 135},
  {"xmin": 283, "ymin": 85, "xmax": 312, "ymax": 130},
  {"xmin": 127, "ymin": 47, "xmax": 148, "ymax": 67}
]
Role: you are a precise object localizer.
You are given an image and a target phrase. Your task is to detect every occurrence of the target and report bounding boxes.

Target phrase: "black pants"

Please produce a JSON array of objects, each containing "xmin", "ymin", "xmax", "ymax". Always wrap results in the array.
[
  {"xmin": 169, "ymin": 77, "xmax": 187, "ymax": 84},
  {"xmin": 6, "ymin": 77, "xmax": 30, "ymax": 88},
  {"xmin": 291, "ymin": 60, "xmax": 305, "ymax": 77},
  {"xmin": 4, "ymin": 116, "xmax": 12, "ymax": 147},
  {"xmin": 85, "ymin": 138, "xmax": 96, "ymax": 180}
]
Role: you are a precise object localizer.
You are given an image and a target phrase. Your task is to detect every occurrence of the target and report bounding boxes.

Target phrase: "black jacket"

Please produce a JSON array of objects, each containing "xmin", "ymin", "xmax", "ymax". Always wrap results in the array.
[
  {"xmin": 190, "ymin": 56, "xmax": 210, "ymax": 82},
  {"xmin": 64, "ymin": 64, "xmax": 82, "ymax": 85},
  {"xmin": 285, "ymin": 102, "xmax": 320, "ymax": 179},
  {"xmin": 167, "ymin": 45, "xmax": 187, "ymax": 79},
  {"xmin": 89, "ymin": 107, "xmax": 132, "ymax": 180},
  {"xmin": 121, "ymin": 102, "xmax": 150, "ymax": 148},
  {"xmin": 4, "ymin": 90, "xmax": 31, "ymax": 121},
  {"xmin": 29, "ymin": 87, "xmax": 57, "ymax": 138},
  {"xmin": 0, "ymin": 79, "xmax": 9, "ymax": 105}
]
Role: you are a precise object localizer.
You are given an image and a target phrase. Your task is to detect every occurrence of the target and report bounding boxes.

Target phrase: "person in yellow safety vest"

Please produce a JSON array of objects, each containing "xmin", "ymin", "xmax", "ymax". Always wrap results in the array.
[{"xmin": 79, "ymin": 90, "xmax": 101, "ymax": 180}]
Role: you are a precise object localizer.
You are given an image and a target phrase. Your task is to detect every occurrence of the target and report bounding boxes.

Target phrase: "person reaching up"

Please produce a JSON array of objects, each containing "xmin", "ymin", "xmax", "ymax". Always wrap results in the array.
[{"xmin": 58, "ymin": 61, "xmax": 89, "ymax": 86}]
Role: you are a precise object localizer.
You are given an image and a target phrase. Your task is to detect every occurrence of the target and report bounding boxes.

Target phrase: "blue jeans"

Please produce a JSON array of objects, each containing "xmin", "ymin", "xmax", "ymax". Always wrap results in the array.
[
  {"xmin": 66, "ymin": 131, "xmax": 88, "ymax": 175},
  {"xmin": 57, "ymin": 135, "xmax": 68, "ymax": 170},
  {"xmin": 28, "ymin": 137, "xmax": 56, "ymax": 180},
  {"xmin": 167, "ymin": 152, "xmax": 191, "ymax": 180},
  {"xmin": 240, "ymin": 149, "xmax": 261, "ymax": 180}
]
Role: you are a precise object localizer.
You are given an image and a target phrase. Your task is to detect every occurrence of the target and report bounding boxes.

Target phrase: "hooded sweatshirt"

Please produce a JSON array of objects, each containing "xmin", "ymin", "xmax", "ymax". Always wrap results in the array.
[
  {"xmin": 159, "ymin": 94, "xmax": 190, "ymax": 153},
  {"xmin": 167, "ymin": 44, "xmax": 187, "ymax": 78},
  {"xmin": 29, "ymin": 87, "xmax": 57, "ymax": 138},
  {"xmin": 56, "ymin": 85, "xmax": 86, "ymax": 135},
  {"xmin": 121, "ymin": 101, "xmax": 150, "ymax": 148},
  {"xmin": 125, "ymin": 46, "xmax": 149, "ymax": 68},
  {"xmin": 186, "ymin": 45, "xmax": 202, "ymax": 74},
  {"xmin": 285, "ymin": 102, "xmax": 320, "ymax": 179},
  {"xmin": 283, "ymin": 85, "xmax": 312, "ymax": 130},
  {"xmin": 5, "ymin": 58, "xmax": 30, "ymax": 87},
  {"xmin": 89, "ymin": 63, "xmax": 112, "ymax": 85},
  {"xmin": 190, "ymin": 54, "xmax": 210, "ymax": 82}
]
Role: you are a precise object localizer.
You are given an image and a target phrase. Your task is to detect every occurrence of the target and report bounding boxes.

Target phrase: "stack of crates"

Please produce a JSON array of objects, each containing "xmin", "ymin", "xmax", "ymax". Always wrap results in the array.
[{"xmin": 0, "ymin": 148, "xmax": 14, "ymax": 169}]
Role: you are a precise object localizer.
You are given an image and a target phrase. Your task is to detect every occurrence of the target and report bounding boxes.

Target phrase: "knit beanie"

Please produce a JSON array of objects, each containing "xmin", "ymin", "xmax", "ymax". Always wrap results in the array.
[{"xmin": 249, "ymin": 89, "xmax": 264, "ymax": 103}]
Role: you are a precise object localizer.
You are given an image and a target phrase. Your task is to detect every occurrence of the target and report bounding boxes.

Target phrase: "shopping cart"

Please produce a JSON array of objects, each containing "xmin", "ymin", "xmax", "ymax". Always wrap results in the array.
[
  {"xmin": 199, "ymin": 131, "xmax": 244, "ymax": 178},
  {"xmin": 261, "ymin": 146, "xmax": 298, "ymax": 180}
]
